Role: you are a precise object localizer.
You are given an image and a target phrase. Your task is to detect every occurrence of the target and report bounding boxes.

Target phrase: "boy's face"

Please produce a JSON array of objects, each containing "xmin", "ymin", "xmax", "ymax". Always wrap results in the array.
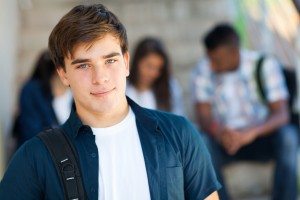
[
  {"xmin": 57, "ymin": 34, "xmax": 130, "ymax": 117},
  {"xmin": 207, "ymin": 45, "xmax": 240, "ymax": 73}
]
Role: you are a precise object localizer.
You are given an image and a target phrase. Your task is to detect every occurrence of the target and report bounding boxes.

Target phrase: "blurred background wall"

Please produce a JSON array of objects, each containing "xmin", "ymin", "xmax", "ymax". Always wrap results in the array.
[{"xmin": 0, "ymin": 0, "xmax": 19, "ymax": 177}]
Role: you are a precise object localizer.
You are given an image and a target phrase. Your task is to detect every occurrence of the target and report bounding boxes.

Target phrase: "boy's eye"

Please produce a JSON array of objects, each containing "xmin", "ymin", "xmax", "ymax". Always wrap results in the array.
[
  {"xmin": 105, "ymin": 59, "xmax": 117, "ymax": 64},
  {"xmin": 77, "ymin": 64, "xmax": 89, "ymax": 69}
]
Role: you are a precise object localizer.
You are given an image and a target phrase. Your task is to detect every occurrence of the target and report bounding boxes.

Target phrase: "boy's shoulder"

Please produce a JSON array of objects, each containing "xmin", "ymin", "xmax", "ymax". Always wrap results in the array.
[
  {"xmin": 8, "ymin": 134, "xmax": 54, "ymax": 172},
  {"xmin": 141, "ymin": 107, "xmax": 188, "ymax": 126},
  {"xmin": 138, "ymin": 107, "xmax": 197, "ymax": 140}
]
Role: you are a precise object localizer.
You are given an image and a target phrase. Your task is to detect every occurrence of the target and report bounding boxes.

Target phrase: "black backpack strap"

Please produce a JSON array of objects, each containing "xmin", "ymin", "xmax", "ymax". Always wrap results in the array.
[
  {"xmin": 38, "ymin": 128, "xmax": 86, "ymax": 200},
  {"xmin": 255, "ymin": 55, "xmax": 268, "ymax": 104}
]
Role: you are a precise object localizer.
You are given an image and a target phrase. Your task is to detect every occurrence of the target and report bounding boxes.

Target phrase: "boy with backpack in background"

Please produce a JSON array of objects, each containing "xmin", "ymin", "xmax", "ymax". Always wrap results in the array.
[{"xmin": 191, "ymin": 23, "xmax": 299, "ymax": 200}]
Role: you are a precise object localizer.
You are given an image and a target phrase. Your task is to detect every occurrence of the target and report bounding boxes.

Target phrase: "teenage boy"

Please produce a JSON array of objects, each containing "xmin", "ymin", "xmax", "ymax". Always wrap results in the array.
[{"xmin": 0, "ymin": 4, "xmax": 220, "ymax": 200}]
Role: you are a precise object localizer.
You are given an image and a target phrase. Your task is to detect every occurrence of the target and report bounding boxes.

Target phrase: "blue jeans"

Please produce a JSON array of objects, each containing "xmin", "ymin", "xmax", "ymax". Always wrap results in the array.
[{"xmin": 205, "ymin": 124, "xmax": 299, "ymax": 200}]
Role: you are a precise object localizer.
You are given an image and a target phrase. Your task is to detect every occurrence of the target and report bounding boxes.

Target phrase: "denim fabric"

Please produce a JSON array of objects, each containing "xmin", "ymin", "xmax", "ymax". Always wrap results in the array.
[
  {"xmin": 0, "ymin": 97, "xmax": 221, "ymax": 200},
  {"xmin": 205, "ymin": 124, "xmax": 298, "ymax": 200}
]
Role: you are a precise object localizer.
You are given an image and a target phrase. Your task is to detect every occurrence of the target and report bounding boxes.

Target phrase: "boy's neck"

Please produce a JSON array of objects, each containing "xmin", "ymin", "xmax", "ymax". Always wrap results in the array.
[{"xmin": 76, "ymin": 98, "xmax": 130, "ymax": 128}]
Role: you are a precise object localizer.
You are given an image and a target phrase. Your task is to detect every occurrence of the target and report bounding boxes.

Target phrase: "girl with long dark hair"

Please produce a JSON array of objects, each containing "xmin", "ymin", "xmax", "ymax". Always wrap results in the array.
[
  {"xmin": 127, "ymin": 37, "xmax": 184, "ymax": 115},
  {"xmin": 14, "ymin": 50, "xmax": 73, "ymax": 147}
]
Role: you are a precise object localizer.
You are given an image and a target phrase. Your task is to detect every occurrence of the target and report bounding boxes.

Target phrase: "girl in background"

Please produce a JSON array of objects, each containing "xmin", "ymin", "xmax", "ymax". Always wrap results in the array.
[
  {"xmin": 127, "ymin": 37, "xmax": 184, "ymax": 115},
  {"xmin": 14, "ymin": 50, "xmax": 72, "ymax": 147}
]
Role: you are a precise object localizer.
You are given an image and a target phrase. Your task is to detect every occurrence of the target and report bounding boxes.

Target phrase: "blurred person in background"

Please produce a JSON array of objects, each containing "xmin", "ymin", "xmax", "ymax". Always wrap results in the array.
[
  {"xmin": 127, "ymin": 37, "xmax": 184, "ymax": 115},
  {"xmin": 13, "ymin": 50, "xmax": 73, "ymax": 148},
  {"xmin": 191, "ymin": 23, "xmax": 298, "ymax": 200}
]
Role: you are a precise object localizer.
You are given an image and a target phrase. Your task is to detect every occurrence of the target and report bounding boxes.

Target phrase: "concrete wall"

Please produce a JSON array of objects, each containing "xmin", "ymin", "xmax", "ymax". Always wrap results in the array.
[{"xmin": 0, "ymin": 0, "xmax": 19, "ymax": 176}]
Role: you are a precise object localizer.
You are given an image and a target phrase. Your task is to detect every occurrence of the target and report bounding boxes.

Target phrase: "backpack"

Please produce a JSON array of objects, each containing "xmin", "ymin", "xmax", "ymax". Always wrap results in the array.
[
  {"xmin": 38, "ymin": 128, "xmax": 86, "ymax": 200},
  {"xmin": 255, "ymin": 55, "xmax": 299, "ymax": 128}
]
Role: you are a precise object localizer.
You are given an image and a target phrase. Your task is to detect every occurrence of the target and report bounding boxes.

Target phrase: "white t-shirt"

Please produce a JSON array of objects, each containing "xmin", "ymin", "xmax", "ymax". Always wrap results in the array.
[
  {"xmin": 52, "ymin": 89, "xmax": 73, "ymax": 124},
  {"xmin": 92, "ymin": 108, "xmax": 151, "ymax": 200}
]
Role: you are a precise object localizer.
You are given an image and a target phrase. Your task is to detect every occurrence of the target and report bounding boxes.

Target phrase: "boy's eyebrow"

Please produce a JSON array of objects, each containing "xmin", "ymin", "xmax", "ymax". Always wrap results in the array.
[
  {"xmin": 71, "ymin": 52, "xmax": 121, "ymax": 65},
  {"xmin": 102, "ymin": 52, "xmax": 121, "ymax": 59},
  {"xmin": 71, "ymin": 59, "xmax": 90, "ymax": 65}
]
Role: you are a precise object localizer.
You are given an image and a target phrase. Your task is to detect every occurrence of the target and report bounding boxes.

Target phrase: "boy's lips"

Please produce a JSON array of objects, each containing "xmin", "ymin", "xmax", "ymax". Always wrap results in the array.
[{"xmin": 90, "ymin": 88, "xmax": 115, "ymax": 96}]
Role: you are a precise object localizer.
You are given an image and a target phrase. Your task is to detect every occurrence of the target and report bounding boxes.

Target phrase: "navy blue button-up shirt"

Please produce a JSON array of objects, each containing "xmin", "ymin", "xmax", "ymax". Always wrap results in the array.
[{"xmin": 0, "ymin": 98, "xmax": 221, "ymax": 199}]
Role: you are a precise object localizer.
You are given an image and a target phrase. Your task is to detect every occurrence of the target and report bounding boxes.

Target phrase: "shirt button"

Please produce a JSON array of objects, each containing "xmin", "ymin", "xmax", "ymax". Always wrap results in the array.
[
  {"xmin": 91, "ymin": 153, "xmax": 96, "ymax": 158},
  {"xmin": 90, "ymin": 187, "xmax": 96, "ymax": 193}
]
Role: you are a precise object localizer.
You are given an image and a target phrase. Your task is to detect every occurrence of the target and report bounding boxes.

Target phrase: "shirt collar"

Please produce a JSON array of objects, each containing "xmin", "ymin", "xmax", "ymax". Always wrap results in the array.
[
  {"xmin": 62, "ymin": 96, "xmax": 159, "ymax": 139},
  {"xmin": 62, "ymin": 103, "xmax": 86, "ymax": 138},
  {"xmin": 127, "ymin": 97, "xmax": 160, "ymax": 132}
]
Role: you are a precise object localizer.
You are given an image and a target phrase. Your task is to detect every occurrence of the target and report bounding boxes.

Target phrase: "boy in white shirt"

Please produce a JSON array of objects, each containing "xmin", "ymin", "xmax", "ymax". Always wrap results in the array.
[{"xmin": 1, "ymin": 4, "xmax": 220, "ymax": 200}]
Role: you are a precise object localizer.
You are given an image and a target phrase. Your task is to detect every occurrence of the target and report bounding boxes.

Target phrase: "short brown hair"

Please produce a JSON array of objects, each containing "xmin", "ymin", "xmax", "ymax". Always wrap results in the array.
[{"xmin": 48, "ymin": 4, "xmax": 128, "ymax": 69}]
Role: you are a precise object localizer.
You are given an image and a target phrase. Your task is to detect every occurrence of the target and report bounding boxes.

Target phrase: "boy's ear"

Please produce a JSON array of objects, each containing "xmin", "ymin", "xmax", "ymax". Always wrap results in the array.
[
  {"xmin": 56, "ymin": 67, "xmax": 70, "ymax": 86},
  {"xmin": 123, "ymin": 52, "xmax": 130, "ymax": 77}
]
